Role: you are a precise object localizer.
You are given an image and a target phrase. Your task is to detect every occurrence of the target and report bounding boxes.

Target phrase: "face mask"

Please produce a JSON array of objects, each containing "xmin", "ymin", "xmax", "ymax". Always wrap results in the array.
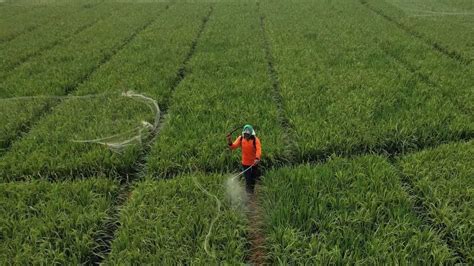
[{"xmin": 243, "ymin": 133, "xmax": 251, "ymax": 140}]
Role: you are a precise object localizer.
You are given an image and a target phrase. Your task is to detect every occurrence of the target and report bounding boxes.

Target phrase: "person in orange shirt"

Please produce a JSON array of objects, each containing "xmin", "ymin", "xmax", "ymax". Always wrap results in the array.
[{"xmin": 227, "ymin": 124, "xmax": 262, "ymax": 194}]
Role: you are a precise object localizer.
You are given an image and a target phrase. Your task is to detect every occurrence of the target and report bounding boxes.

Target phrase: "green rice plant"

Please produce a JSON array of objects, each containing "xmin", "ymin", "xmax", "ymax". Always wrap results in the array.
[
  {"xmin": 105, "ymin": 174, "xmax": 248, "ymax": 264},
  {"xmin": 0, "ymin": 3, "xmax": 211, "ymax": 180},
  {"xmin": 0, "ymin": 98, "xmax": 56, "ymax": 156},
  {"xmin": 397, "ymin": 141, "xmax": 473, "ymax": 262},
  {"xmin": 0, "ymin": 2, "xmax": 95, "ymax": 43},
  {"xmin": 0, "ymin": 2, "xmax": 165, "ymax": 163},
  {"xmin": 0, "ymin": 178, "xmax": 118, "ymax": 264},
  {"xmin": 358, "ymin": 0, "xmax": 474, "ymax": 124},
  {"xmin": 259, "ymin": 0, "xmax": 472, "ymax": 161},
  {"xmin": 359, "ymin": 3, "xmax": 474, "ymax": 119},
  {"xmin": 0, "ymin": 4, "xmax": 39, "ymax": 20},
  {"xmin": 147, "ymin": 2, "xmax": 286, "ymax": 177},
  {"xmin": 0, "ymin": 2, "xmax": 117, "ymax": 77},
  {"xmin": 364, "ymin": 0, "xmax": 474, "ymax": 61},
  {"xmin": 261, "ymin": 155, "xmax": 455, "ymax": 264},
  {"xmin": 0, "ymin": 3, "xmax": 163, "ymax": 98}
]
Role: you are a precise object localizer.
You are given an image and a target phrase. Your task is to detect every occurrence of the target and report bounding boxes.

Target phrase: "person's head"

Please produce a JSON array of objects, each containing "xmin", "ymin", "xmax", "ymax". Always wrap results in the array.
[{"xmin": 242, "ymin": 124, "xmax": 255, "ymax": 140}]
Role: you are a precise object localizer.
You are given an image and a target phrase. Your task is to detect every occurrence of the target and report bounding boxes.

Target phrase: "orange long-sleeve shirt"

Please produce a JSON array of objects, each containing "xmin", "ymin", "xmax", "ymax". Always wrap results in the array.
[{"xmin": 229, "ymin": 136, "xmax": 261, "ymax": 166}]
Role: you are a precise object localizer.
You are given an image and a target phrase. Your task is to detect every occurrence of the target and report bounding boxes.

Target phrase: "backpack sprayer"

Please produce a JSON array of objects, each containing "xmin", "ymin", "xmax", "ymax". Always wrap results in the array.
[{"xmin": 226, "ymin": 124, "xmax": 258, "ymax": 180}]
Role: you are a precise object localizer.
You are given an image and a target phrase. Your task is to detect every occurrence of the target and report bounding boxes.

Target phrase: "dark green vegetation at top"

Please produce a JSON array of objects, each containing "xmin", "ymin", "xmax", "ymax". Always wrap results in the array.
[{"xmin": 0, "ymin": 0, "xmax": 472, "ymax": 264}]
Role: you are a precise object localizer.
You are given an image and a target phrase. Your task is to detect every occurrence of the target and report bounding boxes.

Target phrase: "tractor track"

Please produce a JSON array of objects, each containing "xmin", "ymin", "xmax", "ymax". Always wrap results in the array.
[{"xmin": 88, "ymin": 5, "xmax": 214, "ymax": 264}]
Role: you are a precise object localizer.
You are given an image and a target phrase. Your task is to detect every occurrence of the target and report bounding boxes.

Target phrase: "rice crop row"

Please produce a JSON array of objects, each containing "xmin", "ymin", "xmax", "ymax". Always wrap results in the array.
[
  {"xmin": 352, "ymin": 1, "xmax": 473, "ymax": 140},
  {"xmin": 261, "ymin": 155, "xmax": 456, "ymax": 264},
  {"xmin": 0, "ymin": 3, "xmax": 40, "ymax": 19},
  {"xmin": 363, "ymin": 12, "xmax": 474, "ymax": 119},
  {"xmin": 0, "ymin": 2, "xmax": 117, "ymax": 77},
  {"xmin": 0, "ymin": 1, "xmax": 99, "ymax": 43},
  {"xmin": 363, "ymin": 0, "xmax": 474, "ymax": 63},
  {"xmin": 105, "ymin": 174, "xmax": 248, "ymax": 264},
  {"xmin": 0, "ymin": 3, "xmax": 163, "ymax": 98},
  {"xmin": 258, "ymin": 0, "xmax": 472, "ymax": 162},
  {"xmin": 146, "ymin": 2, "xmax": 286, "ymax": 177},
  {"xmin": 0, "ymin": 178, "xmax": 118, "ymax": 264},
  {"xmin": 0, "ymin": 3, "xmax": 211, "ymax": 181},
  {"xmin": 397, "ymin": 141, "xmax": 473, "ymax": 262},
  {"xmin": 0, "ymin": 3, "xmax": 165, "ymax": 163}
]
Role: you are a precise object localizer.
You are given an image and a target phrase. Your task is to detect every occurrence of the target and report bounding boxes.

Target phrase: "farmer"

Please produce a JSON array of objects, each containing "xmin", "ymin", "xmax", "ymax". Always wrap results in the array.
[{"xmin": 227, "ymin": 124, "xmax": 262, "ymax": 194}]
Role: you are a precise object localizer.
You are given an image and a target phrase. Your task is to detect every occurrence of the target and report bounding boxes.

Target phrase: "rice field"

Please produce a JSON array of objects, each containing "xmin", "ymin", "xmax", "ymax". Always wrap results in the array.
[{"xmin": 0, "ymin": 0, "xmax": 472, "ymax": 264}]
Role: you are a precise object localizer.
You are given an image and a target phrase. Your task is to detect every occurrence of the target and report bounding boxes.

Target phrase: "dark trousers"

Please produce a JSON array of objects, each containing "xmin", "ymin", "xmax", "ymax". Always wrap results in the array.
[{"xmin": 242, "ymin": 164, "xmax": 259, "ymax": 194}]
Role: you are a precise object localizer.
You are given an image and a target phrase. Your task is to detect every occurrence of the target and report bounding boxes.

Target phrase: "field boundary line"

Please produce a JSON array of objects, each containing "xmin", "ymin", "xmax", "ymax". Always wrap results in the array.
[
  {"xmin": 388, "ymin": 158, "xmax": 466, "ymax": 263},
  {"xmin": 359, "ymin": 0, "xmax": 471, "ymax": 65},
  {"xmin": 64, "ymin": 6, "xmax": 166, "ymax": 94},
  {"xmin": 0, "ymin": 5, "xmax": 171, "ymax": 160},
  {"xmin": 377, "ymin": 44, "xmax": 472, "ymax": 117},
  {"xmin": 0, "ymin": 2, "xmax": 103, "ymax": 44},
  {"xmin": 2, "ymin": 6, "xmax": 116, "ymax": 77},
  {"xmin": 257, "ymin": 2, "xmax": 298, "ymax": 165},
  {"xmin": 88, "ymin": 5, "xmax": 215, "ymax": 264}
]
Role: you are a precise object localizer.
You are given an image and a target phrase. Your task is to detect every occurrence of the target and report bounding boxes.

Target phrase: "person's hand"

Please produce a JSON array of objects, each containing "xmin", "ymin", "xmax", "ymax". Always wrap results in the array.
[
  {"xmin": 254, "ymin": 159, "xmax": 260, "ymax": 165},
  {"xmin": 226, "ymin": 134, "xmax": 232, "ymax": 145}
]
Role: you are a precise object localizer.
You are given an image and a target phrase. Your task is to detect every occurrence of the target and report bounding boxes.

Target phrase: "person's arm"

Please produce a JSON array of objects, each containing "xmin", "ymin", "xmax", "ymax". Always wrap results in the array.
[
  {"xmin": 255, "ymin": 137, "xmax": 262, "ymax": 161},
  {"xmin": 228, "ymin": 136, "xmax": 242, "ymax": 150}
]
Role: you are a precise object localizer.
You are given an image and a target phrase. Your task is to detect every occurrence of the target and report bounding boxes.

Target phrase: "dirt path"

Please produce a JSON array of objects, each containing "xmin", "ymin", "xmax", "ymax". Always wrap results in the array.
[{"xmin": 247, "ymin": 191, "xmax": 266, "ymax": 265}]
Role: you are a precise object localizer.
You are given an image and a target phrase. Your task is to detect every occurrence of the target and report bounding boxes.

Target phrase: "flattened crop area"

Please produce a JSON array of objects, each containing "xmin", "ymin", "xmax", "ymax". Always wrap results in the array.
[{"xmin": 0, "ymin": 0, "xmax": 472, "ymax": 264}]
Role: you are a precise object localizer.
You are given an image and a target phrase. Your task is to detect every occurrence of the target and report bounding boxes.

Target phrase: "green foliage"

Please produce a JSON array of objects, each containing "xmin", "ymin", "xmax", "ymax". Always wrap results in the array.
[
  {"xmin": 0, "ymin": 3, "xmax": 162, "ymax": 98},
  {"xmin": 106, "ymin": 174, "xmax": 248, "ymax": 264},
  {"xmin": 0, "ymin": 3, "xmax": 164, "ymax": 163},
  {"xmin": 0, "ymin": 0, "xmax": 472, "ymax": 263},
  {"xmin": 0, "ymin": 3, "xmax": 116, "ymax": 77},
  {"xmin": 0, "ymin": 3, "xmax": 209, "ymax": 180},
  {"xmin": 147, "ymin": 2, "xmax": 286, "ymax": 177},
  {"xmin": 398, "ymin": 141, "xmax": 474, "ymax": 261},
  {"xmin": 261, "ymin": 156, "xmax": 455, "ymax": 264},
  {"xmin": 0, "ymin": 3, "xmax": 91, "ymax": 43},
  {"xmin": 0, "ymin": 178, "xmax": 118, "ymax": 264},
  {"xmin": 0, "ymin": 98, "xmax": 56, "ymax": 154},
  {"xmin": 365, "ymin": 0, "xmax": 474, "ymax": 60},
  {"xmin": 259, "ymin": 0, "xmax": 473, "ymax": 161}
]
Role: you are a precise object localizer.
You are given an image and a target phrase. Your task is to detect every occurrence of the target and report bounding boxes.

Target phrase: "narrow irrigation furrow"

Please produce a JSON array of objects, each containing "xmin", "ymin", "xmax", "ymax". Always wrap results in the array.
[
  {"xmin": 242, "ymin": 3, "xmax": 299, "ymax": 264},
  {"xmin": 162, "ymin": 6, "xmax": 214, "ymax": 113},
  {"xmin": 395, "ymin": 141, "xmax": 473, "ymax": 262},
  {"xmin": 2, "ymin": 9, "xmax": 110, "ymax": 77},
  {"xmin": 359, "ymin": 0, "xmax": 471, "ymax": 65},
  {"xmin": 390, "ymin": 160, "xmax": 466, "ymax": 263},
  {"xmin": 88, "ymin": 6, "xmax": 214, "ymax": 264},
  {"xmin": 378, "ymin": 46, "xmax": 473, "ymax": 118},
  {"xmin": 1, "ymin": 23, "xmax": 40, "ymax": 44},
  {"xmin": 0, "ymin": 3, "xmax": 102, "ymax": 44},
  {"xmin": 64, "ymin": 13, "xmax": 162, "ymax": 95},
  {"xmin": 258, "ymin": 6, "xmax": 297, "ymax": 164},
  {"xmin": 0, "ymin": 101, "xmax": 53, "ymax": 157},
  {"xmin": 89, "ymin": 182, "xmax": 132, "ymax": 265},
  {"xmin": 152, "ymin": 135, "xmax": 474, "ymax": 182},
  {"xmin": 0, "ymin": 6, "xmax": 166, "ymax": 159},
  {"xmin": 147, "ymin": 5, "xmax": 214, "ymax": 146},
  {"xmin": 291, "ymin": 137, "xmax": 474, "ymax": 172}
]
